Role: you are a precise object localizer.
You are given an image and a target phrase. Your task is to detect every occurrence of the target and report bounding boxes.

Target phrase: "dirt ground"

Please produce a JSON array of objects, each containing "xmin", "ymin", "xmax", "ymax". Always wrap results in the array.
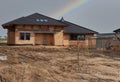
[{"xmin": 0, "ymin": 46, "xmax": 120, "ymax": 82}]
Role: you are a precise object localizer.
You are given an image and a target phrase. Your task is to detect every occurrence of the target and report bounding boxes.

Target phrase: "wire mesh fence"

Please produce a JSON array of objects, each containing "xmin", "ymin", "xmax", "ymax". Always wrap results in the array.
[
  {"xmin": 77, "ymin": 36, "xmax": 120, "ymax": 58},
  {"xmin": 73, "ymin": 37, "xmax": 119, "ymax": 51}
]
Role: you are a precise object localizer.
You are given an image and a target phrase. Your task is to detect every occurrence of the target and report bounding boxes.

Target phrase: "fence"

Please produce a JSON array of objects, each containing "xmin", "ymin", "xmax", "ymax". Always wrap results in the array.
[{"xmin": 87, "ymin": 37, "xmax": 120, "ymax": 51}]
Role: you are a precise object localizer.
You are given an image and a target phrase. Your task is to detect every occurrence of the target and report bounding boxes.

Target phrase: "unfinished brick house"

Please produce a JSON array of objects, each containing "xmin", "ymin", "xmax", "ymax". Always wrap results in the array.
[{"xmin": 2, "ymin": 13, "xmax": 97, "ymax": 47}]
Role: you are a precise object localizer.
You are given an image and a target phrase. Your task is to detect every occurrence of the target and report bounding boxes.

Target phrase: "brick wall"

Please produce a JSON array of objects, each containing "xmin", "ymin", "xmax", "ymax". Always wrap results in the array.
[{"xmin": 7, "ymin": 31, "xmax": 15, "ymax": 44}]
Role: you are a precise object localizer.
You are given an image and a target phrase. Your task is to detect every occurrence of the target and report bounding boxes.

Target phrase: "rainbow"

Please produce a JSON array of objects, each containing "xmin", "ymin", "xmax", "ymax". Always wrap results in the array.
[{"xmin": 51, "ymin": 0, "xmax": 90, "ymax": 18}]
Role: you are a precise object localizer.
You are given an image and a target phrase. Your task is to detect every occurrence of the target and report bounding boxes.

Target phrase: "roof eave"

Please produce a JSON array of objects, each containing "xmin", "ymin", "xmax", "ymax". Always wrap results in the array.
[
  {"xmin": 64, "ymin": 31, "xmax": 98, "ymax": 34},
  {"xmin": 2, "ymin": 24, "xmax": 7, "ymax": 29},
  {"xmin": 2, "ymin": 23, "xmax": 67, "ymax": 29}
]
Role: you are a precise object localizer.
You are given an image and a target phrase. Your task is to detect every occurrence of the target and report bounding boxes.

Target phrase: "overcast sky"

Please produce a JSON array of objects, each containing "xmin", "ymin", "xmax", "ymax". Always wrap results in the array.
[{"xmin": 0, "ymin": 0, "xmax": 120, "ymax": 37}]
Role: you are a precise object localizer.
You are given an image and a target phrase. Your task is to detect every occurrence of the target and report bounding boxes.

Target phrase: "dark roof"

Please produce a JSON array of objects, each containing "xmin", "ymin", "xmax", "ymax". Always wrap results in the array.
[
  {"xmin": 2, "ymin": 13, "xmax": 66, "ymax": 28},
  {"xmin": 60, "ymin": 18, "xmax": 98, "ymax": 34},
  {"xmin": 2, "ymin": 13, "xmax": 97, "ymax": 34},
  {"xmin": 97, "ymin": 33, "xmax": 116, "ymax": 37},
  {"xmin": 113, "ymin": 28, "xmax": 120, "ymax": 33}
]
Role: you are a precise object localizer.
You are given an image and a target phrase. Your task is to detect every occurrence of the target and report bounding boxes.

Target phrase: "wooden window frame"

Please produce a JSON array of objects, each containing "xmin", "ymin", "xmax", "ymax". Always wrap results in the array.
[
  {"xmin": 20, "ymin": 32, "xmax": 25, "ymax": 40},
  {"xmin": 70, "ymin": 34, "xmax": 86, "ymax": 41},
  {"xmin": 20, "ymin": 32, "xmax": 31, "ymax": 40}
]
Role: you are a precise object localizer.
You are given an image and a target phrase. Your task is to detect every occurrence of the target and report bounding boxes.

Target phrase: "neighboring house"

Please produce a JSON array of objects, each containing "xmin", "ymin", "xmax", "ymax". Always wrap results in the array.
[
  {"xmin": 96, "ymin": 33, "xmax": 116, "ymax": 49},
  {"xmin": 114, "ymin": 28, "xmax": 120, "ymax": 33},
  {"xmin": 96, "ymin": 33, "xmax": 120, "ymax": 50},
  {"xmin": 2, "ymin": 13, "xmax": 97, "ymax": 47},
  {"xmin": 113, "ymin": 28, "xmax": 120, "ymax": 41},
  {"xmin": 96, "ymin": 33, "xmax": 116, "ymax": 38}
]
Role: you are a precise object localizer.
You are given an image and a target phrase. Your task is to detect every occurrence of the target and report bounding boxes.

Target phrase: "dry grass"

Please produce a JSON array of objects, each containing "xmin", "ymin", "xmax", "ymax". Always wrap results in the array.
[{"xmin": 0, "ymin": 46, "xmax": 120, "ymax": 82}]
